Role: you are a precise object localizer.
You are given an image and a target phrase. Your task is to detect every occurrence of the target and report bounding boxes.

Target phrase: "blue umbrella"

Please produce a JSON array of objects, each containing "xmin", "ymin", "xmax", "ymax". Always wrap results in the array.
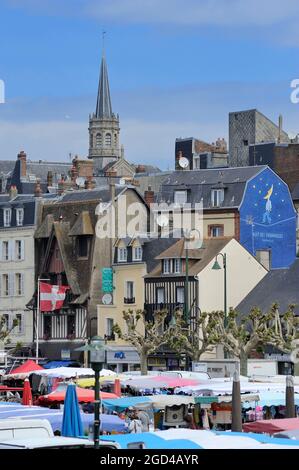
[{"xmin": 61, "ymin": 382, "xmax": 84, "ymax": 437}]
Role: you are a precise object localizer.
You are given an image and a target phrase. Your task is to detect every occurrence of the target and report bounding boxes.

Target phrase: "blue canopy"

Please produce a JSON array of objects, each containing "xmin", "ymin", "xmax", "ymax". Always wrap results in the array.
[
  {"xmin": 43, "ymin": 361, "xmax": 76, "ymax": 369},
  {"xmin": 101, "ymin": 433, "xmax": 201, "ymax": 449},
  {"xmin": 102, "ymin": 396, "xmax": 151, "ymax": 411},
  {"xmin": 62, "ymin": 383, "xmax": 83, "ymax": 437}
]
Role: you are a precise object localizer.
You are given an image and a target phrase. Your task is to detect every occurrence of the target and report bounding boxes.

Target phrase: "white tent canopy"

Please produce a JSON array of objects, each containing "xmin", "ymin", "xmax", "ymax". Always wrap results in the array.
[{"xmin": 28, "ymin": 367, "xmax": 116, "ymax": 379}]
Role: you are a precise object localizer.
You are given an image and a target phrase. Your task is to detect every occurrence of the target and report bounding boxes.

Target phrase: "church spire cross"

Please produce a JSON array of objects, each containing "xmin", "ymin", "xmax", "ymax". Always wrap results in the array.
[{"xmin": 95, "ymin": 32, "xmax": 113, "ymax": 119}]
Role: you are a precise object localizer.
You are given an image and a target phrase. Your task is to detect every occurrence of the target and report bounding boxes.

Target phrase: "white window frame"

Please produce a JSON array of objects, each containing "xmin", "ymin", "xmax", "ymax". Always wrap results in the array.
[
  {"xmin": 2, "ymin": 274, "xmax": 9, "ymax": 297},
  {"xmin": 118, "ymin": 247, "xmax": 127, "ymax": 262},
  {"xmin": 174, "ymin": 190, "xmax": 187, "ymax": 205},
  {"xmin": 15, "ymin": 240, "xmax": 24, "ymax": 261},
  {"xmin": 3, "ymin": 209, "xmax": 11, "ymax": 227},
  {"xmin": 156, "ymin": 287, "xmax": 165, "ymax": 304},
  {"xmin": 15, "ymin": 313, "xmax": 24, "ymax": 335},
  {"xmin": 16, "ymin": 208, "xmax": 24, "ymax": 226},
  {"xmin": 211, "ymin": 226, "xmax": 223, "ymax": 238},
  {"xmin": 106, "ymin": 318, "xmax": 114, "ymax": 338},
  {"xmin": 15, "ymin": 273, "xmax": 24, "ymax": 296},
  {"xmin": 176, "ymin": 286, "xmax": 185, "ymax": 304},
  {"xmin": 2, "ymin": 241, "xmax": 9, "ymax": 261},
  {"xmin": 163, "ymin": 259, "xmax": 172, "ymax": 274},
  {"xmin": 174, "ymin": 259, "xmax": 182, "ymax": 273},
  {"xmin": 133, "ymin": 246, "xmax": 142, "ymax": 261},
  {"xmin": 126, "ymin": 281, "xmax": 134, "ymax": 300},
  {"xmin": 211, "ymin": 189, "xmax": 224, "ymax": 207}
]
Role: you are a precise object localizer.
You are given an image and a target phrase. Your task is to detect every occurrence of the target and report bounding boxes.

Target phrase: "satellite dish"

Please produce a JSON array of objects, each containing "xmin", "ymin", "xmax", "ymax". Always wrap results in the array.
[
  {"xmin": 76, "ymin": 177, "xmax": 85, "ymax": 188},
  {"xmin": 102, "ymin": 293, "xmax": 112, "ymax": 305},
  {"xmin": 156, "ymin": 214, "xmax": 169, "ymax": 228},
  {"xmin": 178, "ymin": 157, "xmax": 189, "ymax": 169},
  {"xmin": 119, "ymin": 178, "xmax": 126, "ymax": 186}
]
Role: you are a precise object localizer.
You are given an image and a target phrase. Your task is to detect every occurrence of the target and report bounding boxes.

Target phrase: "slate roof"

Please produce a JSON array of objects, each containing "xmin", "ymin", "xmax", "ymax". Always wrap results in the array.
[
  {"xmin": 55, "ymin": 186, "xmax": 126, "ymax": 203},
  {"xmin": 292, "ymin": 182, "xmax": 299, "ymax": 201},
  {"xmin": 236, "ymin": 259, "xmax": 299, "ymax": 316},
  {"xmin": 145, "ymin": 237, "xmax": 232, "ymax": 277},
  {"xmin": 0, "ymin": 160, "xmax": 15, "ymax": 175},
  {"xmin": 95, "ymin": 54, "xmax": 113, "ymax": 119},
  {"xmin": 157, "ymin": 166, "xmax": 266, "ymax": 209},
  {"xmin": 68, "ymin": 211, "xmax": 94, "ymax": 236}
]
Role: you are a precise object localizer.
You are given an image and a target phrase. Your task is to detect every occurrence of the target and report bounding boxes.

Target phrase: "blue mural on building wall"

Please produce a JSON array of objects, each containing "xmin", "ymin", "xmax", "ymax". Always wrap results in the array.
[{"xmin": 240, "ymin": 167, "xmax": 297, "ymax": 269}]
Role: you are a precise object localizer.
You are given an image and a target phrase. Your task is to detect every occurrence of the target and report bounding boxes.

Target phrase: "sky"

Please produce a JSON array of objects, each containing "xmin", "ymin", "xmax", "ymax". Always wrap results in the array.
[{"xmin": 0, "ymin": 0, "xmax": 299, "ymax": 170}]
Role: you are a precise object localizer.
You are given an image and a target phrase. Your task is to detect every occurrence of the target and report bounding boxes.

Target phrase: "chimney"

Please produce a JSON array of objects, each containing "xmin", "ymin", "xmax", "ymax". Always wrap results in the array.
[
  {"xmin": 17, "ymin": 151, "xmax": 27, "ymax": 178},
  {"xmin": 278, "ymin": 114, "xmax": 283, "ymax": 144},
  {"xmin": 9, "ymin": 185, "xmax": 18, "ymax": 200},
  {"xmin": 47, "ymin": 171, "xmax": 53, "ymax": 187},
  {"xmin": 34, "ymin": 178, "xmax": 42, "ymax": 197},
  {"xmin": 135, "ymin": 165, "xmax": 146, "ymax": 174},
  {"xmin": 144, "ymin": 186, "xmax": 155, "ymax": 206}
]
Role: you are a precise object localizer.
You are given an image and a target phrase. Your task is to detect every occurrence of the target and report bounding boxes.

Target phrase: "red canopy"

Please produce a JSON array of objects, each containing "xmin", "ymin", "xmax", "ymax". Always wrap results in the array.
[
  {"xmin": 37, "ymin": 386, "xmax": 118, "ymax": 405},
  {"xmin": 243, "ymin": 418, "xmax": 299, "ymax": 435},
  {"xmin": 10, "ymin": 360, "xmax": 44, "ymax": 376}
]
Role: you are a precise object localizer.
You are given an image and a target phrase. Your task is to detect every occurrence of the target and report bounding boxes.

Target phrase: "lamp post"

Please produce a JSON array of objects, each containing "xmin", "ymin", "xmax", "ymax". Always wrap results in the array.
[
  {"xmin": 212, "ymin": 252, "xmax": 227, "ymax": 358},
  {"xmin": 75, "ymin": 336, "xmax": 106, "ymax": 449}
]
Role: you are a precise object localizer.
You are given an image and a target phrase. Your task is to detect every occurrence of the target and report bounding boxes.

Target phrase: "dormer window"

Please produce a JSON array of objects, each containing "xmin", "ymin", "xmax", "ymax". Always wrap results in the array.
[
  {"xmin": 16, "ymin": 208, "xmax": 24, "ymax": 226},
  {"xmin": 211, "ymin": 189, "xmax": 224, "ymax": 207},
  {"xmin": 163, "ymin": 258, "xmax": 182, "ymax": 274},
  {"xmin": 133, "ymin": 246, "xmax": 142, "ymax": 261},
  {"xmin": 174, "ymin": 190, "xmax": 187, "ymax": 205},
  {"xmin": 3, "ymin": 208, "xmax": 11, "ymax": 227},
  {"xmin": 163, "ymin": 259, "xmax": 172, "ymax": 274},
  {"xmin": 174, "ymin": 259, "xmax": 182, "ymax": 273},
  {"xmin": 118, "ymin": 247, "xmax": 127, "ymax": 262}
]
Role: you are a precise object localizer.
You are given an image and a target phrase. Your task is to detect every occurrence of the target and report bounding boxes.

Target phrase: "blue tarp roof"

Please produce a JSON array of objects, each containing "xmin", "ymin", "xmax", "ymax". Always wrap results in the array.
[
  {"xmin": 102, "ymin": 396, "xmax": 151, "ymax": 411},
  {"xmin": 43, "ymin": 361, "xmax": 77, "ymax": 369}
]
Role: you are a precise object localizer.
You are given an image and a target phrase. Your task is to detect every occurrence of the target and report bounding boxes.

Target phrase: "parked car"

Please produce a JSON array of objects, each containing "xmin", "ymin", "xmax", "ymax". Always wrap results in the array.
[{"xmin": 0, "ymin": 419, "xmax": 53, "ymax": 440}]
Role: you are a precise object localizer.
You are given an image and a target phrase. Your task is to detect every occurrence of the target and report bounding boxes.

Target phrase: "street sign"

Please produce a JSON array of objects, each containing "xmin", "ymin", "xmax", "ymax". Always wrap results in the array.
[{"xmin": 102, "ymin": 268, "xmax": 113, "ymax": 293}]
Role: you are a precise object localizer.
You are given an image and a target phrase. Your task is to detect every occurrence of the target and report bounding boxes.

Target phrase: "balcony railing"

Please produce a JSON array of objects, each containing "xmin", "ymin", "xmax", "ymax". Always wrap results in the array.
[
  {"xmin": 144, "ymin": 303, "xmax": 184, "ymax": 324},
  {"xmin": 124, "ymin": 297, "xmax": 135, "ymax": 304}
]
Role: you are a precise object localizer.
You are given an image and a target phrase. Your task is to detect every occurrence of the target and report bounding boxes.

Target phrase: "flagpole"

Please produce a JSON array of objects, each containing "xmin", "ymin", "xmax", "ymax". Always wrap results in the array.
[{"xmin": 36, "ymin": 277, "xmax": 50, "ymax": 365}]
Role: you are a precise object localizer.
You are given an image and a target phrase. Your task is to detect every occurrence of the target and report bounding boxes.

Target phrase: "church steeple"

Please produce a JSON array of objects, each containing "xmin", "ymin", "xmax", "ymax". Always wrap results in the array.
[
  {"xmin": 88, "ymin": 41, "xmax": 122, "ymax": 173},
  {"xmin": 95, "ymin": 52, "xmax": 113, "ymax": 119}
]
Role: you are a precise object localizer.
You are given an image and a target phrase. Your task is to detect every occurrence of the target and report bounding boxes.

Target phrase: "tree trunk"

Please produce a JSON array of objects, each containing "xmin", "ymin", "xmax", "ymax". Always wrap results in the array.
[
  {"xmin": 140, "ymin": 350, "xmax": 148, "ymax": 375},
  {"xmin": 240, "ymin": 351, "xmax": 248, "ymax": 377}
]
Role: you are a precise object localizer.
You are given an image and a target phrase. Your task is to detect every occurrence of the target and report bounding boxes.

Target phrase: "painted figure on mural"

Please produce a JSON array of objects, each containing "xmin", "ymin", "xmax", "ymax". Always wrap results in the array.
[{"xmin": 262, "ymin": 185, "xmax": 273, "ymax": 224}]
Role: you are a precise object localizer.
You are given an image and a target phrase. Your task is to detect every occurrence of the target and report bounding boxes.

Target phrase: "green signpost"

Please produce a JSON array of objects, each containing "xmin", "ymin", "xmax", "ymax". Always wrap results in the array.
[{"xmin": 102, "ymin": 268, "xmax": 113, "ymax": 293}]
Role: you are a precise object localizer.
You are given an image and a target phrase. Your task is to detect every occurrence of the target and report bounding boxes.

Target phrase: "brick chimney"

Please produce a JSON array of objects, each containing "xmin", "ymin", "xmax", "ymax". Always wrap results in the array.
[
  {"xmin": 84, "ymin": 176, "xmax": 95, "ymax": 190},
  {"xmin": 47, "ymin": 171, "xmax": 53, "ymax": 187},
  {"xmin": 17, "ymin": 151, "xmax": 27, "ymax": 178},
  {"xmin": 135, "ymin": 164, "xmax": 146, "ymax": 174},
  {"xmin": 34, "ymin": 178, "xmax": 42, "ymax": 197},
  {"xmin": 144, "ymin": 186, "xmax": 155, "ymax": 206},
  {"xmin": 73, "ymin": 157, "xmax": 93, "ymax": 179},
  {"xmin": 9, "ymin": 185, "xmax": 18, "ymax": 200}
]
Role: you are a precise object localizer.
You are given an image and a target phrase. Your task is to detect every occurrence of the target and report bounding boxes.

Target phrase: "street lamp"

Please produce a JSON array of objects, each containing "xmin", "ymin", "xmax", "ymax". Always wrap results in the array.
[
  {"xmin": 212, "ymin": 252, "xmax": 227, "ymax": 358},
  {"xmin": 75, "ymin": 336, "xmax": 106, "ymax": 449},
  {"xmin": 184, "ymin": 229, "xmax": 201, "ymax": 325}
]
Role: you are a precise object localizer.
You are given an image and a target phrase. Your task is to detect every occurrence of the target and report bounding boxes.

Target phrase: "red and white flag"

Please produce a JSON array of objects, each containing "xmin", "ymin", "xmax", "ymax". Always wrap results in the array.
[{"xmin": 39, "ymin": 283, "xmax": 69, "ymax": 312}]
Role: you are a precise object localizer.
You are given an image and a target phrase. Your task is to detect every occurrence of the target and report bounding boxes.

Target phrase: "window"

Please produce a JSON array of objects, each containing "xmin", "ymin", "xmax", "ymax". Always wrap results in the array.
[
  {"xmin": 176, "ymin": 286, "xmax": 185, "ymax": 304},
  {"xmin": 163, "ymin": 259, "xmax": 172, "ymax": 274},
  {"xmin": 174, "ymin": 190, "xmax": 187, "ymax": 205},
  {"xmin": 2, "ymin": 314, "xmax": 9, "ymax": 330},
  {"xmin": 211, "ymin": 189, "xmax": 224, "ymax": 207},
  {"xmin": 209, "ymin": 225, "xmax": 224, "ymax": 238},
  {"xmin": 16, "ymin": 208, "xmax": 24, "ymax": 226},
  {"xmin": 256, "ymin": 250, "xmax": 271, "ymax": 270},
  {"xmin": 174, "ymin": 259, "xmax": 182, "ymax": 273},
  {"xmin": 2, "ymin": 241, "xmax": 9, "ymax": 261},
  {"xmin": 43, "ymin": 316, "xmax": 52, "ymax": 339},
  {"xmin": 2, "ymin": 274, "xmax": 9, "ymax": 296},
  {"xmin": 16, "ymin": 314, "xmax": 23, "ymax": 334},
  {"xmin": 105, "ymin": 133, "xmax": 112, "ymax": 146},
  {"xmin": 156, "ymin": 287, "xmax": 165, "ymax": 304},
  {"xmin": 133, "ymin": 246, "xmax": 142, "ymax": 261},
  {"xmin": 67, "ymin": 315, "xmax": 75, "ymax": 338},
  {"xmin": 3, "ymin": 209, "xmax": 11, "ymax": 227},
  {"xmin": 243, "ymin": 139, "xmax": 248, "ymax": 146},
  {"xmin": 15, "ymin": 273, "xmax": 24, "ymax": 296},
  {"xmin": 15, "ymin": 240, "xmax": 24, "ymax": 261},
  {"xmin": 77, "ymin": 237, "xmax": 89, "ymax": 258},
  {"xmin": 106, "ymin": 318, "xmax": 115, "ymax": 340},
  {"xmin": 96, "ymin": 133, "xmax": 102, "ymax": 148},
  {"xmin": 124, "ymin": 281, "xmax": 135, "ymax": 303},
  {"xmin": 118, "ymin": 247, "xmax": 127, "ymax": 262}
]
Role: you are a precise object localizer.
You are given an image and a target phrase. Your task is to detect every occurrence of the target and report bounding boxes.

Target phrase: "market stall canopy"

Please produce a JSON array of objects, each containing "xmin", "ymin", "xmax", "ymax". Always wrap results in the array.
[
  {"xmin": 4, "ymin": 360, "xmax": 44, "ymax": 379},
  {"xmin": 101, "ymin": 429, "xmax": 299, "ymax": 449},
  {"xmin": 120, "ymin": 376, "xmax": 202, "ymax": 390},
  {"xmin": 77, "ymin": 374, "xmax": 124, "ymax": 388},
  {"xmin": 102, "ymin": 395, "xmax": 195, "ymax": 411},
  {"xmin": 37, "ymin": 384, "xmax": 118, "ymax": 404},
  {"xmin": 175, "ymin": 381, "xmax": 299, "ymax": 396},
  {"xmin": 29, "ymin": 367, "xmax": 95, "ymax": 379},
  {"xmin": 243, "ymin": 417, "xmax": 299, "ymax": 435}
]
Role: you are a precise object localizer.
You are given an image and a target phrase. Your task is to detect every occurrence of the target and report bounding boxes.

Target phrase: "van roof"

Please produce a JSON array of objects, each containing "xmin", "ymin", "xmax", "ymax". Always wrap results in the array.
[
  {"xmin": 0, "ymin": 437, "xmax": 94, "ymax": 449},
  {"xmin": 0, "ymin": 419, "xmax": 53, "ymax": 432}
]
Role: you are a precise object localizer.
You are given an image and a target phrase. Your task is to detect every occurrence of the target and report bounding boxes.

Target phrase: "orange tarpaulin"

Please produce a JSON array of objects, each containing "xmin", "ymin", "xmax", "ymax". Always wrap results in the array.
[{"xmin": 37, "ymin": 386, "xmax": 118, "ymax": 405}]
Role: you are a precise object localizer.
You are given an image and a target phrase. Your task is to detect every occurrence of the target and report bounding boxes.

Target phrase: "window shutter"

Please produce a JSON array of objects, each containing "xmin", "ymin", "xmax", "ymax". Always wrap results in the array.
[
  {"xmin": 21, "ymin": 240, "xmax": 25, "ymax": 260},
  {"xmin": 21, "ymin": 273, "xmax": 24, "ymax": 296},
  {"xmin": 8, "ymin": 240, "xmax": 14, "ymax": 261},
  {"xmin": 9, "ymin": 273, "xmax": 14, "ymax": 296}
]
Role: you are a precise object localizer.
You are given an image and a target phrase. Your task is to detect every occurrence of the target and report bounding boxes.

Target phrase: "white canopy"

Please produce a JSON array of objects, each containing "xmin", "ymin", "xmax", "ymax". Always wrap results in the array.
[{"xmin": 30, "ymin": 367, "xmax": 95, "ymax": 379}]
